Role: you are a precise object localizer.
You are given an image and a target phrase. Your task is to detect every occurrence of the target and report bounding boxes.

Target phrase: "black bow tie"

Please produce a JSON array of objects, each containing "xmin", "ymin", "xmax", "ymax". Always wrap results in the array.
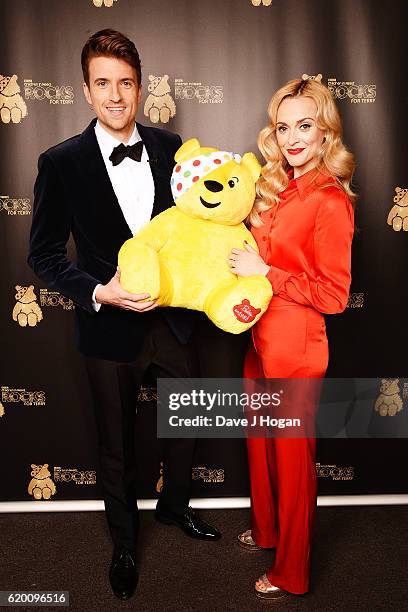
[{"xmin": 109, "ymin": 140, "xmax": 143, "ymax": 166}]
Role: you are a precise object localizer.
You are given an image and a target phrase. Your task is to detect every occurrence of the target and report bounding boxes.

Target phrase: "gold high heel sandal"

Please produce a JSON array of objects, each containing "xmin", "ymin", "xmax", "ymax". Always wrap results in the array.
[
  {"xmin": 237, "ymin": 529, "xmax": 262, "ymax": 551},
  {"xmin": 255, "ymin": 574, "xmax": 287, "ymax": 600}
]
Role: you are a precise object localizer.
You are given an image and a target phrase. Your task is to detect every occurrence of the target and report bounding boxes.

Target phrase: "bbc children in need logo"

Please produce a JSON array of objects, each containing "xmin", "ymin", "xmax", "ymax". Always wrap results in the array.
[
  {"xmin": 143, "ymin": 74, "xmax": 223, "ymax": 124},
  {"xmin": 0, "ymin": 196, "xmax": 31, "ymax": 216},
  {"xmin": 24, "ymin": 80, "xmax": 74, "ymax": 105},
  {"xmin": 0, "ymin": 74, "xmax": 75, "ymax": 124},
  {"xmin": 0, "ymin": 75, "xmax": 27, "ymax": 123},
  {"xmin": 327, "ymin": 77, "xmax": 376, "ymax": 103},
  {"xmin": 1, "ymin": 387, "xmax": 46, "ymax": 419}
]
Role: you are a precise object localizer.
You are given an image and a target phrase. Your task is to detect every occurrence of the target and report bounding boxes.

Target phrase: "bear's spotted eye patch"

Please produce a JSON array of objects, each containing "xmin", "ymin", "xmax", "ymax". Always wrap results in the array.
[{"xmin": 228, "ymin": 177, "xmax": 239, "ymax": 188}]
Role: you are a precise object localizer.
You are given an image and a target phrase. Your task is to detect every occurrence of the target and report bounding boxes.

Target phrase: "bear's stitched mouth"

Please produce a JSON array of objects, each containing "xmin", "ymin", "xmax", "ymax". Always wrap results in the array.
[{"xmin": 200, "ymin": 196, "xmax": 221, "ymax": 208}]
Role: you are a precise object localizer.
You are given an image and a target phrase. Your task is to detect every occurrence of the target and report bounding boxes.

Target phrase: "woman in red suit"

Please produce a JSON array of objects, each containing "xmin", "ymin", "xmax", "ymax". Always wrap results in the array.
[{"xmin": 229, "ymin": 78, "xmax": 355, "ymax": 600}]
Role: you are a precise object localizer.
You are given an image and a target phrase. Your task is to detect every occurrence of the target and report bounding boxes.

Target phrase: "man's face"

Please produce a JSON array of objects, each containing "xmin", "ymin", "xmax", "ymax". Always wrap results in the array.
[{"xmin": 83, "ymin": 55, "xmax": 142, "ymax": 142}]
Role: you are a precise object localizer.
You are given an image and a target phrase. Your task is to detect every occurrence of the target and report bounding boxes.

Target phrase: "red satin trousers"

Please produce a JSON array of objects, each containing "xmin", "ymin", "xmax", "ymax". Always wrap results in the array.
[{"xmin": 245, "ymin": 302, "xmax": 328, "ymax": 594}]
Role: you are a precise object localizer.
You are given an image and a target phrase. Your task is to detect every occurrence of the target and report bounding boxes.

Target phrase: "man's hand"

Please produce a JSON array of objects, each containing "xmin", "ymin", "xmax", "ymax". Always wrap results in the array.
[
  {"xmin": 228, "ymin": 242, "xmax": 270, "ymax": 277},
  {"xmin": 95, "ymin": 268, "xmax": 158, "ymax": 312}
]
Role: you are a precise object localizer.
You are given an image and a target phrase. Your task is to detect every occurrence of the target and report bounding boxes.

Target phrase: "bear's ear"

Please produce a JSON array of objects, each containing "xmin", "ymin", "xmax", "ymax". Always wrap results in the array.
[
  {"xmin": 44, "ymin": 464, "xmax": 49, "ymax": 468},
  {"xmin": 149, "ymin": 75, "xmax": 156, "ymax": 82},
  {"xmin": 242, "ymin": 152, "xmax": 261, "ymax": 182},
  {"xmin": 174, "ymin": 138, "xmax": 201, "ymax": 163},
  {"xmin": 15, "ymin": 285, "xmax": 21, "ymax": 291}
]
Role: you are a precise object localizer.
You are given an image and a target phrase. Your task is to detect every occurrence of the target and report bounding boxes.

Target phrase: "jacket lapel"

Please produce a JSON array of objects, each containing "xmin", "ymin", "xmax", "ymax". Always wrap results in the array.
[
  {"xmin": 77, "ymin": 119, "xmax": 133, "ymax": 240},
  {"xmin": 137, "ymin": 122, "xmax": 175, "ymax": 218}
]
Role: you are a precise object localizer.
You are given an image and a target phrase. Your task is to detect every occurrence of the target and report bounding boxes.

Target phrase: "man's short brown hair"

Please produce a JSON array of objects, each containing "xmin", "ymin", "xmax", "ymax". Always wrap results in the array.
[{"xmin": 81, "ymin": 29, "xmax": 142, "ymax": 86}]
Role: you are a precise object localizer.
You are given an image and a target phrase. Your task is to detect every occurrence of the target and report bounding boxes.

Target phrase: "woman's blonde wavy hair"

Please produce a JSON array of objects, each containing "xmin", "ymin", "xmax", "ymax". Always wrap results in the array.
[{"xmin": 249, "ymin": 78, "xmax": 356, "ymax": 227}]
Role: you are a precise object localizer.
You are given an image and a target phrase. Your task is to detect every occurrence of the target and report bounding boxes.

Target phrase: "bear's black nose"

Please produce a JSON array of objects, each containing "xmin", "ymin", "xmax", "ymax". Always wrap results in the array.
[{"xmin": 204, "ymin": 180, "xmax": 224, "ymax": 192}]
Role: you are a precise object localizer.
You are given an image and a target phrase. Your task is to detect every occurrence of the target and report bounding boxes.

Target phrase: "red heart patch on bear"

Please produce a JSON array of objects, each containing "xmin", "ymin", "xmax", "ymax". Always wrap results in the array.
[{"xmin": 233, "ymin": 299, "xmax": 261, "ymax": 323}]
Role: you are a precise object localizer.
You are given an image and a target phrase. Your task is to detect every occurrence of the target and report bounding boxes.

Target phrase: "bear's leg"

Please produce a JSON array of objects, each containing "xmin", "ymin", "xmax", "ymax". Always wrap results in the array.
[
  {"xmin": 0, "ymin": 106, "xmax": 11, "ymax": 124},
  {"xmin": 392, "ymin": 215, "xmax": 403, "ymax": 231},
  {"xmin": 27, "ymin": 312, "xmax": 38, "ymax": 327},
  {"xmin": 93, "ymin": 0, "xmax": 103, "ymax": 6},
  {"xmin": 17, "ymin": 312, "xmax": 28, "ymax": 327},
  {"xmin": 42, "ymin": 487, "xmax": 52, "ymax": 500},
  {"xmin": 403, "ymin": 216, "xmax": 408, "ymax": 231},
  {"xmin": 159, "ymin": 106, "xmax": 171, "ymax": 124},
  {"xmin": 252, "ymin": 0, "xmax": 262, "ymax": 5},
  {"xmin": 32, "ymin": 486, "xmax": 42, "ymax": 500},
  {"xmin": 11, "ymin": 106, "xmax": 22, "ymax": 124},
  {"xmin": 204, "ymin": 276, "xmax": 272, "ymax": 334},
  {"xmin": 149, "ymin": 106, "xmax": 160, "ymax": 124}
]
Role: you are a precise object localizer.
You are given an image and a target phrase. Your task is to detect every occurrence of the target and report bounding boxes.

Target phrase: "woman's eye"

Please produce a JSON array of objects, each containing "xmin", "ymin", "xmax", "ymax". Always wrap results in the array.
[
  {"xmin": 300, "ymin": 123, "xmax": 311, "ymax": 130},
  {"xmin": 277, "ymin": 126, "xmax": 287, "ymax": 134}
]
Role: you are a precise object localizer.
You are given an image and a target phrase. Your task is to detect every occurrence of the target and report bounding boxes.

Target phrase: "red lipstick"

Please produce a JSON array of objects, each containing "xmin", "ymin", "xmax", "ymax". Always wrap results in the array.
[{"xmin": 287, "ymin": 148, "xmax": 305, "ymax": 155}]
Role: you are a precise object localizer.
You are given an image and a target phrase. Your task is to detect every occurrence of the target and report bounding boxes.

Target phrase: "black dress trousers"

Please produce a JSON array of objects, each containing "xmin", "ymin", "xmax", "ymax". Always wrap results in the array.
[{"xmin": 84, "ymin": 314, "xmax": 200, "ymax": 552}]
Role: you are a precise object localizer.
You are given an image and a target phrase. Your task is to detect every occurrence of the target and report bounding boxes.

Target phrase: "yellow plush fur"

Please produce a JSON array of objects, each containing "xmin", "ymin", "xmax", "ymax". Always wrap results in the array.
[{"xmin": 118, "ymin": 138, "xmax": 272, "ymax": 333}]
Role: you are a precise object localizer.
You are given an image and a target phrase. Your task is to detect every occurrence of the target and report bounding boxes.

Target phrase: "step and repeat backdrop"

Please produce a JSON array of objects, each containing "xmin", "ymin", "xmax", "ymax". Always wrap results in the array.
[{"xmin": 0, "ymin": 0, "xmax": 407, "ymax": 504}]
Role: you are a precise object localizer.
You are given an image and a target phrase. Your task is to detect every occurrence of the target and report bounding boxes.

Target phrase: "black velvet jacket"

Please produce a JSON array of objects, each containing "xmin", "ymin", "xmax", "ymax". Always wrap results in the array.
[{"xmin": 28, "ymin": 119, "xmax": 197, "ymax": 361}]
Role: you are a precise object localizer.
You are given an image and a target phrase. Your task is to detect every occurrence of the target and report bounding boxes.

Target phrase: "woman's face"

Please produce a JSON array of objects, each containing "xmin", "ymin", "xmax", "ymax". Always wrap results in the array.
[{"xmin": 275, "ymin": 96, "xmax": 326, "ymax": 178}]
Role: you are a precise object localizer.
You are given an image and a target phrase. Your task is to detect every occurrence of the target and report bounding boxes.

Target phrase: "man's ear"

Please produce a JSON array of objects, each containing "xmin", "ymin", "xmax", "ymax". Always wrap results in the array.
[
  {"xmin": 83, "ymin": 82, "xmax": 92, "ymax": 106},
  {"xmin": 137, "ymin": 84, "xmax": 142, "ymax": 104}
]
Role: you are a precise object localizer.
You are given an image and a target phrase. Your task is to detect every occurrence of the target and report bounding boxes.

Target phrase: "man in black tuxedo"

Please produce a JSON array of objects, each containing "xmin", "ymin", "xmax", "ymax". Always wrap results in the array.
[{"xmin": 28, "ymin": 29, "xmax": 250, "ymax": 601}]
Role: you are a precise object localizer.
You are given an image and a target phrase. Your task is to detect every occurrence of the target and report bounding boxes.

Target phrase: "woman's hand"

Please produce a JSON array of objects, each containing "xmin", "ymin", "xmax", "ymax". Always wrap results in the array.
[{"xmin": 228, "ymin": 241, "xmax": 270, "ymax": 277}]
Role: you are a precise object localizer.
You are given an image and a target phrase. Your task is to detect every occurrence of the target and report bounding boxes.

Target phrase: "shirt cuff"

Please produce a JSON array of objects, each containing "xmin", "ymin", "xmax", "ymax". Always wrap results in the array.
[
  {"xmin": 92, "ymin": 284, "xmax": 102, "ymax": 312},
  {"xmin": 266, "ymin": 265, "xmax": 290, "ymax": 294}
]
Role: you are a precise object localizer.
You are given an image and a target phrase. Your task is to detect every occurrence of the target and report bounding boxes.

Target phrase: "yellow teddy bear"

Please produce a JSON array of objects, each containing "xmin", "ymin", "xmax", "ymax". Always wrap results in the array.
[{"xmin": 118, "ymin": 138, "xmax": 272, "ymax": 334}]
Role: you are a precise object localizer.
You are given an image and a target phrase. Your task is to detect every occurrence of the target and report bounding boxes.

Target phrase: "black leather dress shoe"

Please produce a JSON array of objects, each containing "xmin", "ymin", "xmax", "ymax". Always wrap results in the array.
[
  {"xmin": 155, "ymin": 506, "xmax": 221, "ymax": 540},
  {"xmin": 109, "ymin": 549, "xmax": 138, "ymax": 600}
]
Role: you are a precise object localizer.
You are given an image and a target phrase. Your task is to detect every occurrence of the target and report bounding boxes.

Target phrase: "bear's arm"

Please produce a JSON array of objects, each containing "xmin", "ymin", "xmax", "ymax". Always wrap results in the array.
[
  {"xmin": 129, "ymin": 207, "xmax": 176, "ymax": 251},
  {"xmin": 12, "ymin": 303, "xmax": 23, "ymax": 321}
]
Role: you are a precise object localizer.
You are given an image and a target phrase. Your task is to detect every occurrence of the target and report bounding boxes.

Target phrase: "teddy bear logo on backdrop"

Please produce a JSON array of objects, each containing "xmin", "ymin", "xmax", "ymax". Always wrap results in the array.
[
  {"xmin": 374, "ymin": 379, "xmax": 404, "ymax": 417},
  {"xmin": 156, "ymin": 462, "xmax": 164, "ymax": 494},
  {"xmin": 12, "ymin": 285, "xmax": 43, "ymax": 328},
  {"xmin": 387, "ymin": 187, "xmax": 408, "ymax": 231},
  {"xmin": 91, "ymin": 0, "xmax": 117, "ymax": 7},
  {"xmin": 0, "ymin": 75, "xmax": 28, "ymax": 124},
  {"xmin": 144, "ymin": 75, "xmax": 177, "ymax": 124},
  {"xmin": 28, "ymin": 464, "xmax": 57, "ymax": 500},
  {"xmin": 302, "ymin": 73, "xmax": 323, "ymax": 83}
]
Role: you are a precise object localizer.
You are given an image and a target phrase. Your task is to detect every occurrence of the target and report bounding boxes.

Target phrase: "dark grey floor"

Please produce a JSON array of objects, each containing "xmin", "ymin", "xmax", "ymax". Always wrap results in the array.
[{"xmin": 0, "ymin": 506, "xmax": 407, "ymax": 612}]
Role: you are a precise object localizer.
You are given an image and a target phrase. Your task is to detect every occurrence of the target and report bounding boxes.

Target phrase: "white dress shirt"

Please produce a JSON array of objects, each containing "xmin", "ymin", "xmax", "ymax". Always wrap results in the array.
[{"xmin": 92, "ymin": 121, "xmax": 155, "ymax": 310}]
